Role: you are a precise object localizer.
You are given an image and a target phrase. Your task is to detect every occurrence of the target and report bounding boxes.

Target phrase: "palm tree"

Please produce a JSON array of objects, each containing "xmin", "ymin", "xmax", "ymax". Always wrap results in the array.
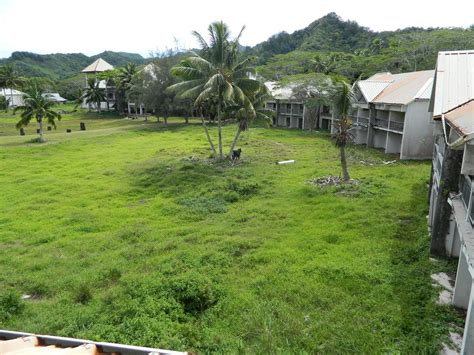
[
  {"xmin": 82, "ymin": 78, "xmax": 105, "ymax": 112},
  {"xmin": 169, "ymin": 21, "xmax": 262, "ymax": 160},
  {"xmin": 117, "ymin": 63, "xmax": 138, "ymax": 114},
  {"xmin": 0, "ymin": 64, "xmax": 23, "ymax": 111},
  {"xmin": 330, "ymin": 79, "xmax": 355, "ymax": 182},
  {"xmin": 98, "ymin": 70, "xmax": 117, "ymax": 111},
  {"xmin": 14, "ymin": 87, "xmax": 61, "ymax": 143},
  {"xmin": 227, "ymin": 85, "xmax": 273, "ymax": 157}
]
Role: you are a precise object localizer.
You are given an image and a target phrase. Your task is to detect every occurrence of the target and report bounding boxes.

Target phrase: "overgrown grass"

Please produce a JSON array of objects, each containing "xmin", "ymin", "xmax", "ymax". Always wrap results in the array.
[{"xmin": 0, "ymin": 111, "xmax": 461, "ymax": 352}]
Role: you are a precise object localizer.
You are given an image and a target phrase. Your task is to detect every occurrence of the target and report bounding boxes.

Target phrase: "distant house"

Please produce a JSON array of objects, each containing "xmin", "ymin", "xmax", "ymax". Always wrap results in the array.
[
  {"xmin": 81, "ymin": 58, "xmax": 115, "ymax": 111},
  {"xmin": 264, "ymin": 81, "xmax": 333, "ymax": 130},
  {"xmin": 0, "ymin": 88, "xmax": 24, "ymax": 107},
  {"xmin": 427, "ymin": 50, "xmax": 474, "ymax": 354},
  {"xmin": 42, "ymin": 92, "xmax": 67, "ymax": 103},
  {"xmin": 349, "ymin": 70, "xmax": 435, "ymax": 159}
]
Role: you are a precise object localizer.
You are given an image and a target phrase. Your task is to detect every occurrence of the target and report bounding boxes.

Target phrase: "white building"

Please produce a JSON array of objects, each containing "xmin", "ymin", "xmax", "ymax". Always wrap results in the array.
[
  {"xmin": 345, "ymin": 70, "xmax": 435, "ymax": 159},
  {"xmin": 428, "ymin": 50, "xmax": 474, "ymax": 354},
  {"xmin": 0, "ymin": 88, "xmax": 24, "ymax": 107},
  {"xmin": 81, "ymin": 58, "xmax": 115, "ymax": 111},
  {"xmin": 265, "ymin": 81, "xmax": 333, "ymax": 130}
]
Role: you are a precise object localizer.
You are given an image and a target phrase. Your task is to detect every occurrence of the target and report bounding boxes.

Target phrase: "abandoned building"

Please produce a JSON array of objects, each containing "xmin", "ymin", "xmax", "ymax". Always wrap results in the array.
[
  {"xmin": 350, "ymin": 70, "xmax": 435, "ymax": 159},
  {"xmin": 265, "ymin": 71, "xmax": 435, "ymax": 160},
  {"xmin": 428, "ymin": 50, "xmax": 474, "ymax": 354},
  {"xmin": 264, "ymin": 82, "xmax": 333, "ymax": 130}
]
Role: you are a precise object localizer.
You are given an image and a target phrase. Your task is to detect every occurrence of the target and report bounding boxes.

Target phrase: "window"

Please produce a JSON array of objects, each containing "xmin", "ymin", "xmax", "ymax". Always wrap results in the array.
[
  {"xmin": 286, "ymin": 117, "xmax": 291, "ymax": 127},
  {"xmin": 287, "ymin": 103, "xmax": 291, "ymax": 111}
]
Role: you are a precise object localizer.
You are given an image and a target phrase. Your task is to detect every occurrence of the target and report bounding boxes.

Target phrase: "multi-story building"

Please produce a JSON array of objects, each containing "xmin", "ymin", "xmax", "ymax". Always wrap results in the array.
[
  {"xmin": 81, "ymin": 58, "xmax": 116, "ymax": 111},
  {"xmin": 266, "ymin": 71, "xmax": 435, "ymax": 160},
  {"xmin": 265, "ymin": 82, "xmax": 333, "ymax": 130},
  {"xmin": 348, "ymin": 70, "xmax": 435, "ymax": 159},
  {"xmin": 428, "ymin": 50, "xmax": 474, "ymax": 354}
]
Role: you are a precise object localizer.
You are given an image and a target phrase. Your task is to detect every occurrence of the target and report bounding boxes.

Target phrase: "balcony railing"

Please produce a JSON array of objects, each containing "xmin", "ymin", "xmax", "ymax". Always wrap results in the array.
[
  {"xmin": 374, "ymin": 118, "xmax": 389, "ymax": 128},
  {"xmin": 389, "ymin": 120, "xmax": 404, "ymax": 132}
]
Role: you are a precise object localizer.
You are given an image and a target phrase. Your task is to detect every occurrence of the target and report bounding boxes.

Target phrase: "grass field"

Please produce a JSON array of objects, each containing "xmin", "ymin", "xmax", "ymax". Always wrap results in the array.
[{"xmin": 0, "ymin": 109, "xmax": 461, "ymax": 353}]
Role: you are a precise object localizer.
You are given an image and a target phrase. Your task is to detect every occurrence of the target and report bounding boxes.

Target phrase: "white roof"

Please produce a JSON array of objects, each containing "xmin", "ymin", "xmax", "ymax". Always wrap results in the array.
[
  {"xmin": 431, "ymin": 50, "xmax": 474, "ymax": 117},
  {"xmin": 357, "ymin": 80, "xmax": 391, "ymax": 102},
  {"xmin": 82, "ymin": 58, "xmax": 114, "ymax": 73},
  {"xmin": 0, "ymin": 88, "xmax": 24, "ymax": 96},
  {"xmin": 357, "ymin": 70, "xmax": 434, "ymax": 105},
  {"xmin": 265, "ymin": 81, "xmax": 296, "ymax": 101},
  {"xmin": 43, "ymin": 93, "xmax": 67, "ymax": 102},
  {"xmin": 443, "ymin": 100, "xmax": 474, "ymax": 139}
]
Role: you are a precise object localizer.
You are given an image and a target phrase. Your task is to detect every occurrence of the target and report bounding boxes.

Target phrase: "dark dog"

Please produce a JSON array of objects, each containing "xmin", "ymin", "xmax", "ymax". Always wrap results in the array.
[{"xmin": 231, "ymin": 148, "xmax": 242, "ymax": 160}]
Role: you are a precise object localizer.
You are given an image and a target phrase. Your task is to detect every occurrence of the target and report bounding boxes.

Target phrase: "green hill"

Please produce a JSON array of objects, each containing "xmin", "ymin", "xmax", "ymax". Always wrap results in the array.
[
  {"xmin": 0, "ymin": 51, "xmax": 145, "ymax": 79},
  {"xmin": 250, "ymin": 12, "xmax": 474, "ymax": 81}
]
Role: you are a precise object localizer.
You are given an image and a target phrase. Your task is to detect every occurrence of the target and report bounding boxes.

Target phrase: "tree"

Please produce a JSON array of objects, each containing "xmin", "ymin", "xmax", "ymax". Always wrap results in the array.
[
  {"xmin": 14, "ymin": 87, "xmax": 61, "ymax": 143},
  {"xmin": 117, "ymin": 63, "xmax": 138, "ymax": 114},
  {"xmin": 227, "ymin": 85, "xmax": 274, "ymax": 157},
  {"xmin": 291, "ymin": 74, "xmax": 333, "ymax": 131},
  {"xmin": 330, "ymin": 79, "xmax": 355, "ymax": 182},
  {"xmin": 98, "ymin": 70, "xmax": 117, "ymax": 111},
  {"xmin": 0, "ymin": 64, "xmax": 24, "ymax": 111},
  {"xmin": 82, "ymin": 78, "xmax": 105, "ymax": 112},
  {"xmin": 169, "ymin": 21, "xmax": 263, "ymax": 160}
]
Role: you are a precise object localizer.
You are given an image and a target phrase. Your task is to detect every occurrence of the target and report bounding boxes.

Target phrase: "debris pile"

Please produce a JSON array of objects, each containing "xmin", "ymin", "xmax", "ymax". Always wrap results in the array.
[{"xmin": 307, "ymin": 175, "xmax": 359, "ymax": 188}]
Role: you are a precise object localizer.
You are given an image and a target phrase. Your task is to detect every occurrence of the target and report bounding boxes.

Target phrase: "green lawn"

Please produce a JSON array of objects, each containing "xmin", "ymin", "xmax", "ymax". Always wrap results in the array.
[{"xmin": 0, "ymin": 111, "xmax": 460, "ymax": 353}]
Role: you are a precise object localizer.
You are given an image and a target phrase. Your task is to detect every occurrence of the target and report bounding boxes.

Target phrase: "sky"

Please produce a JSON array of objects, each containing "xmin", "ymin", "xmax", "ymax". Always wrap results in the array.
[{"xmin": 0, "ymin": 0, "xmax": 473, "ymax": 59}]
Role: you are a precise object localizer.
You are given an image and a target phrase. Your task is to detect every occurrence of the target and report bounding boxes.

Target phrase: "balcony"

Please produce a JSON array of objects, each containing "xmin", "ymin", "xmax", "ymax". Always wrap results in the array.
[
  {"xmin": 374, "ymin": 118, "xmax": 389, "ymax": 129},
  {"xmin": 389, "ymin": 121, "xmax": 404, "ymax": 132}
]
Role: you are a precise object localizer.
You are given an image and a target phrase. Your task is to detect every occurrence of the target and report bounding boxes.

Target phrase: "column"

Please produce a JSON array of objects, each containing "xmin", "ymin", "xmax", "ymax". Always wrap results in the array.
[{"xmin": 453, "ymin": 249, "xmax": 472, "ymax": 309}]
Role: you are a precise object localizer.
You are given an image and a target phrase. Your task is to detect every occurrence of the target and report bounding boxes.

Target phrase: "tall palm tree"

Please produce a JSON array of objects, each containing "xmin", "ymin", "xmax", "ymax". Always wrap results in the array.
[
  {"xmin": 14, "ymin": 87, "xmax": 61, "ymax": 143},
  {"xmin": 82, "ymin": 78, "xmax": 105, "ymax": 112},
  {"xmin": 227, "ymin": 85, "xmax": 273, "ymax": 157},
  {"xmin": 117, "ymin": 63, "xmax": 138, "ymax": 114},
  {"xmin": 169, "ymin": 21, "xmax": 262, "ymax": 160},
  {"xmin": 330, "ymin": 79, "xmax": 355, "ymax": 182},
  {"xmin": 0, "ymin": 64, "xmax": 23, "ymax": 111}
]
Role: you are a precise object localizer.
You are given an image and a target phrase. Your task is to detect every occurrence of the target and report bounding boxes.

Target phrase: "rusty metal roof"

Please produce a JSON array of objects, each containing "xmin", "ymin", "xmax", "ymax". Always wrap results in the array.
[
  {"xmin": 431, "ymin": 50, "xmax": 474, "ymax": 117},
  {"xmin": 443, "ymin": 99, "xmax": 474, "ymax": 139},
  {"xmin": 82, "ymin": 58, "xmax": 114, "ymax": 73},
  {"xmin": 0, "ymin": 330, "xmax": 187, "ymax": 355}
]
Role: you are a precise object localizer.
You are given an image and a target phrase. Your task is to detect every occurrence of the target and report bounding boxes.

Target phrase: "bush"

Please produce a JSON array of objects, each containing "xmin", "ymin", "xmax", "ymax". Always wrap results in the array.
[
  {"xmin": 74, "ymin": 284, "xmax": 92, "ymax": 304},
  {"xmin": 226, "ymin": 179, "xmax": 260, "ymax": 197},
  {"xmin": 0, "ymin": 290, "xmax": 24, "ymax": 321},
  {"xmin": 168, "ymin": 273, "xmax": 222, "ymax": 315}
]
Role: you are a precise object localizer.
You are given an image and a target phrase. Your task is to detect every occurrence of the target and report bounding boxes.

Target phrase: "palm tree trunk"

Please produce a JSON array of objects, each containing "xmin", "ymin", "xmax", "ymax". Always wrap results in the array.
[
  {"xmin": 228, "ymin": 125, "xmax": 242, "ymax": 158},
  {"xmin": 217, "ymin": 98, "xmax": 223, "ymax": 160},
  {"xmin": 340, "ymin": 145, "xmax": 350, "ymax": 182},
  {"xmin": 201, "ymin": 114, "xmax": 217, "ymax": 158},
  {"xmin": 38, "ymin": 119, "xmax": 43, "ymax": 143},
  {"xmin": 10, "ymin": 88, "xmax": 14, "ymax": 110}
]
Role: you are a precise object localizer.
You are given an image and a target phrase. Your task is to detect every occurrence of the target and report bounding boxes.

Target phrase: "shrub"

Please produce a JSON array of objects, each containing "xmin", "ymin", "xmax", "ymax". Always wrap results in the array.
[
  {"xmin": 168, "ymin": 273, "xmax": 223, "ymax": 315},
  {"xmin": 74, "ymin": 284, "xmax": 92, "ymax": 304},
  {"xmin": 0, "ymin": 290, "xmax": 24, "ymax": 321}
]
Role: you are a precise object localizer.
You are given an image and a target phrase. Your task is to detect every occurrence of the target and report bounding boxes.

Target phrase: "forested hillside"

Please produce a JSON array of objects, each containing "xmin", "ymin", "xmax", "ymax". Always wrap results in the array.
[
  {"xmin": 251, "ymin": 12, "xmax": 474, "ymax": 81},
  {"xmin": 0, "ymin": 51, "xmax": 144, "ymax": 79}
]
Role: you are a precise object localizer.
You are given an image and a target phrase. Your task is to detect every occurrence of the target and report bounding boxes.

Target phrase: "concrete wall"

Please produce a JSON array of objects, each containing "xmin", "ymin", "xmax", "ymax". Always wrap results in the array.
[
  {"xmin": 386, "ymin": 132, "xmax": 402, "ymax": 154},
  {"xmin": 353, "ymin": 127, "xmax": 368, "ymax": 145},
  {"xmin": 373, "ymin": 130, "xmax": 387, "ymax": 149},
  {"xmin": 400, "ymin": 100, "xmax": 435, "ymax": 159}
]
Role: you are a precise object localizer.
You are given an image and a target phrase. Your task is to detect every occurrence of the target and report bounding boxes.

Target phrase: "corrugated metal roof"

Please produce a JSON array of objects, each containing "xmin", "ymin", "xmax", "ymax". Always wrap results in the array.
[
  {"xmin": 82, "ymin": 58, "xmax": 114, "ymax": 73},
  {"xmin": 357, "ymin": 80, "xmax": 391, "ymax": 102},
  {"xmin": 414, "ymin": 77, "xmax": 434, "ymax": 100},
  {"xmin": 443, "ymin": 99, "xmax": 474, "ymax": 139},
  {"xmin": 431, "ymin": 50, "xmax": 474, "ymax": 117},
  {"xmin": 371, "ymin": 70, "xmax": 435, "ymax": 105}
]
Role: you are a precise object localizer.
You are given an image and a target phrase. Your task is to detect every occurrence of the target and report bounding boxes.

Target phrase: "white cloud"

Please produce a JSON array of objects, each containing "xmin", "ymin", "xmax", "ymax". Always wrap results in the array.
[{"xmin": 0, "ymin": 0, "xmax": 473, "ymax": 58}]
